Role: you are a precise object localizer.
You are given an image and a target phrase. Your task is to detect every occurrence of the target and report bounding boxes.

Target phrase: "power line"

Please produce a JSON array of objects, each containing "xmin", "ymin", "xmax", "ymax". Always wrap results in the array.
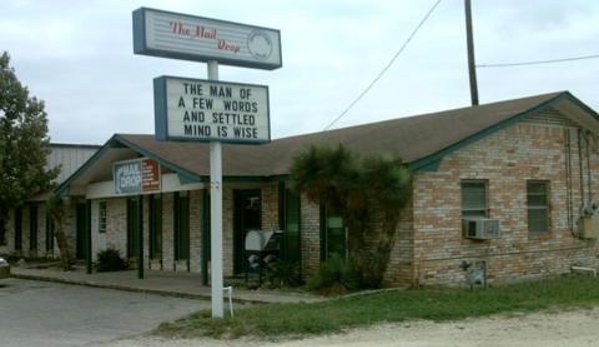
[
  {"xmin": 477, "ymin": 53, "xmax": 599, "ymax": 68},
  {"xmin": 322, "ymin": 0, "xmax": 443, "ymax": 131}
]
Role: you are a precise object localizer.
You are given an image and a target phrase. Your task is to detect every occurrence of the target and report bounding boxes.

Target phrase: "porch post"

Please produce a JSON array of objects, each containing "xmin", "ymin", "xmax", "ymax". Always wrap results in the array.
[
  {"xmin": 86, "ymin": 199, "xmax": 92, "ymax": 274},
  {"xmin": 137, "ymin": 195, "xmax": 144, "ymax": 279},
  {"xmin": 200, "ymin": 189, "xmax": 210, "ymax": 286}
]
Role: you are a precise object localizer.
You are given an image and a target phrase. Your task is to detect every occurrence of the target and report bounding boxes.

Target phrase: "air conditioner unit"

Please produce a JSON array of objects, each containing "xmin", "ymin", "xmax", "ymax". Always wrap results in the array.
[{"xmin": 462, "ymin": 218, "xmax": 500, "ymax": 239}]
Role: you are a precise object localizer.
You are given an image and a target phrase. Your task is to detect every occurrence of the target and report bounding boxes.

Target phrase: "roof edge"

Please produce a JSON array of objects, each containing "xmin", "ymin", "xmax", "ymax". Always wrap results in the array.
[{"xmin": 409, "ymin": 91, "xmax": 570, "ymax": 172}]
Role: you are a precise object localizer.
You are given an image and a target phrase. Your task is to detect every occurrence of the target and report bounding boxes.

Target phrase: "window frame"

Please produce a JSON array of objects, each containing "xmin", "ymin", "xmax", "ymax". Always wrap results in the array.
[
  {"xmin": 527, "ymin": 180, "xmax": 551, "ymax": 235},
  {"xmin": 461, "ymin": 179, "xmax": 489, "ymax": 218},
  {"xmin": 98, "ymin": 201, "xmax": 107, "ymax": 234}
]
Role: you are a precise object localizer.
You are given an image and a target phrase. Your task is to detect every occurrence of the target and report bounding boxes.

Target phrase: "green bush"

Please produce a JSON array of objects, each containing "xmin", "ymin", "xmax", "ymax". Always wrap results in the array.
[
  {"xmin": 306, "ymin": 255, "xmax": 357, "ymax": 295},
  {"xmin": 95, "ymin": 248, "xmax": 128, "ymax": 272},
  {"xmin": 266, "ymin": 260, "xmax": 301, "ymax": 288}
]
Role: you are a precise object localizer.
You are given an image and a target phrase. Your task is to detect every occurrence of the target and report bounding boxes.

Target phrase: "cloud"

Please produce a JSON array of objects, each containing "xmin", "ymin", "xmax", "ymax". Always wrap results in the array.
[{"xmin": 1, "ymin": 0, "xmax": 598, "ymax": 144}]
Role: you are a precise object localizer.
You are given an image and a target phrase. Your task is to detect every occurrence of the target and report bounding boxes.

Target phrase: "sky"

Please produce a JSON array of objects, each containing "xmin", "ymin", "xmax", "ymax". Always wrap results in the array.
[{"xmin": 1, "ymin": 0, "xmax": 598, "ymax": 145}]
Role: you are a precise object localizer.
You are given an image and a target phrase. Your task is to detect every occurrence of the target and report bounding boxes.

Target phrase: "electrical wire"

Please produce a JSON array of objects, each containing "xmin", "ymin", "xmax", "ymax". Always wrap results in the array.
[
  {"xmin": 477, "ymin": 54, "xmax": 599, "ymax": 68},
  {"xmin": 322, "ymin": 0, "xmax": 443, "ymax": 131}
]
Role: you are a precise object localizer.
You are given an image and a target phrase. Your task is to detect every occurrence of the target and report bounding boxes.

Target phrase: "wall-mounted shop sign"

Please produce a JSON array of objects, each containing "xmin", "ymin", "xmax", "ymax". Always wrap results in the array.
[
  {"xmin": 133, "ymin": 7, "xmax": 282, "ymax": 70},
  {"xmin": 113, "ymin": 158, "xmax": 161, "ymax": 195},
  {"xmin": 154, "ymin": 76, "xmax": 270, "ymax": 144}
]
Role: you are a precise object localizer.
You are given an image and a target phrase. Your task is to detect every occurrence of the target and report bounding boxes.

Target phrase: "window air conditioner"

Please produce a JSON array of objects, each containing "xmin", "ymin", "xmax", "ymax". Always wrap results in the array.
[{"xmin": 462, "ymin": 218, "xmax": 500, "ymax": 239}]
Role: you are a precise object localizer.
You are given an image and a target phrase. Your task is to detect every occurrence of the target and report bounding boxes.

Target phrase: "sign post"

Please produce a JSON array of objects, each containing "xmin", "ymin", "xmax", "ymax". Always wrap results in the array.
[
  {"xmin": 134, "ymin": 7, "xmax": 281, "ymax": 319},
  {"xmin": 207, "ymin": 60, "xmax": 224, "ymax": 318}
]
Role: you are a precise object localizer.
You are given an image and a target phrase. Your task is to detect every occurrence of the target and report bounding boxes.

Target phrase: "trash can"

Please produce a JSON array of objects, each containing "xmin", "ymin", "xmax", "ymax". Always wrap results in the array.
[{"xmin": 0, "ymin": 257, "xmax": 10, "ymax": 279}]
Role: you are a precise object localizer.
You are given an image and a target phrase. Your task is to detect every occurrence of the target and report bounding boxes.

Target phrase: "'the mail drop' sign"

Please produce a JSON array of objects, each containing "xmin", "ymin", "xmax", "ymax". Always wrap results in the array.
[
  {"xmin": 113, "ymin": 158, "xmax": 161, "ymax": 195},
  {"xmin": 133, "ymin": 7, "xmax": 282, "ymax": 70}
]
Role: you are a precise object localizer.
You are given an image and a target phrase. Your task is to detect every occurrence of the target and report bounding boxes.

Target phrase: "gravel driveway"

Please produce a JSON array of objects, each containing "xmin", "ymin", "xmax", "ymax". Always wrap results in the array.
[
  {"xmin": 101, "ymin": 306, "xmax": 599, "ymax": 347},
  {"xmin": 0, "ymin": 278, "xmax": 207, "ymax": 347}
]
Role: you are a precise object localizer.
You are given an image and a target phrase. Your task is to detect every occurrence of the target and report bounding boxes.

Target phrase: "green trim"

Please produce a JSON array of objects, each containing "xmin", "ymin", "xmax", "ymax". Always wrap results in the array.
[
  {"xmin": 416, "ymin": 159, "xmax": 442, "ymax": 172},
  {"xmin": 137, "ymin": 195, "xmax": 144, "ymax": 279},
  {"xmin": 562, "ymin": 91, "xmax": 599, "ymax": 121},
  {"xmin": 409, "ymin": 92, "xmax": 572, "ymax": 172},
  {"xmin": 178, "ymin": 173, "xmax": 204, "ymax": 184},
  {"xmin": 86, "ymin": 200, "xmax": 92, "ymax": 275}
]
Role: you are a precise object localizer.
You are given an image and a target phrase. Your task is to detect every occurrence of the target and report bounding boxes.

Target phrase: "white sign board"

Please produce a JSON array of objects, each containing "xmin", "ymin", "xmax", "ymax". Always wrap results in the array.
[
  {"xmin": 133, "ymin": 7, "xmax": 282, "ymax": 70},
  {"xmin": 154, "ymin": 76, "xmax": 270, "ymax": 144}
]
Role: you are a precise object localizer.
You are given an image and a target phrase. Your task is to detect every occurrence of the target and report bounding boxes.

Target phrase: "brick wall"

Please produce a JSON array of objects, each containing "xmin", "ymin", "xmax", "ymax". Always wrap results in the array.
[
  {"xmin": 300, "ymin": 194, "xmax": 320, "ymax": 277},
  {"xmin": 413, "ymin": 121, "xmax": 599, "ymax": 287},
  {"xmin": 105, "ymin": 198, "xmax": 127, "ymax": 256}
]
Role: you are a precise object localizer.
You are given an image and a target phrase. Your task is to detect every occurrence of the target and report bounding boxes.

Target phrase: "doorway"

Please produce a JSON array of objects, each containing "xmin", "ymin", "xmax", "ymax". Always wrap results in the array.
[{"xmin": 233, "ymin": 189, "xmax": 262, "ymax": 274}]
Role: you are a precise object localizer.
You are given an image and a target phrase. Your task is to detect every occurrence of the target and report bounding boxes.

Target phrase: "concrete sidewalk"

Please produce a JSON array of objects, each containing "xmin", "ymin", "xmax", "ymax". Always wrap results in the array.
[{"xmin": 10, "ymin": 266, "xmax": 322, "ymax": 305}]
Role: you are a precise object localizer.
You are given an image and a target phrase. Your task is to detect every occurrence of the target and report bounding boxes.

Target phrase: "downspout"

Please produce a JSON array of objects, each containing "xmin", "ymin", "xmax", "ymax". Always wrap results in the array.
[
  {"xmin": 578, "ymin": 129, "xmax": 586, "ymax": 209},
  {"xmin": 585, "ymin": 131, "xmax": 593, "ymax": 203},
  {"xmin": 564, "ymin": 128, "xmax": 575, "ymax": 234}
]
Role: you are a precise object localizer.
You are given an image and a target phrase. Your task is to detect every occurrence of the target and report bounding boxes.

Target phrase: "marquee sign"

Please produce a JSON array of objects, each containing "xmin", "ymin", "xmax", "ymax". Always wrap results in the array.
[
  {"xmin": 113, "ymin": 158, "xmax": 161, "ymax": 195},
  {"xmin": 154, "ymin": 76, "xmax": 270, "ymax": 144},
  {"xmin": 133, "ymin": 7, "xmax": 282, "ymax": 70}
]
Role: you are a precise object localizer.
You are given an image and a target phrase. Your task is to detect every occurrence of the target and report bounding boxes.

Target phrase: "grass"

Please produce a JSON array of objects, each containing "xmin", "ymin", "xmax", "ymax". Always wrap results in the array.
[{"xmin": 154, "ymin": 274, "xmax": 599, "ymax": 340}]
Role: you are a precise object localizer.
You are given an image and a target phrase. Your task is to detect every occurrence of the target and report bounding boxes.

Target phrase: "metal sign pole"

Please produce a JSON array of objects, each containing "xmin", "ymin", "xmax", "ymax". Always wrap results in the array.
[{"xmin": 208, "ymin": 60, "xmax": 224, "ymax": 318}]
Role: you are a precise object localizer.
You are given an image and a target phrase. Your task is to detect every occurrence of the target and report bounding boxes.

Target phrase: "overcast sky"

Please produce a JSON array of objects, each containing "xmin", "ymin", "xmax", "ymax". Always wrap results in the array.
[{"xmin": 2, "ymin": 0, "xmax": 598, "ymax": 145}]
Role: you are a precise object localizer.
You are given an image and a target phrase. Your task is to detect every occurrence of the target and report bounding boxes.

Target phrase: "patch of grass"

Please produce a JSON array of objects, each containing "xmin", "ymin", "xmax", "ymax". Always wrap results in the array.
[{"xmin": 154, "ymin": 274, "xmax": 599, "ymax": 340}]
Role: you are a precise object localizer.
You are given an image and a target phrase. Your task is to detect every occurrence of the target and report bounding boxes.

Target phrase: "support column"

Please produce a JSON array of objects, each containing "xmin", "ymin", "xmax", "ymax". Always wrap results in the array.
[
  {"xmin": 137, "ymin": 195, "xmax": 144, "ymax": 279},
  {"xmin": 86, "ymin": 200, "xmax": 92, "ymax": 274}
]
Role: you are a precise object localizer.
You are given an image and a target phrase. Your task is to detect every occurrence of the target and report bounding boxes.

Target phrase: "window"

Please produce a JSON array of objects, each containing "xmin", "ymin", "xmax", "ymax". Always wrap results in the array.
[
  {"xmin": 527, "ymin": 181, "xmax": 550, "ymax": 234},
  {"xmin": 99, "ymin": 201, "xmax": 107, "ymax": 233},
  {"xmin": 461, "ymin": 180, "xmax": 488, "ymax": 217}
]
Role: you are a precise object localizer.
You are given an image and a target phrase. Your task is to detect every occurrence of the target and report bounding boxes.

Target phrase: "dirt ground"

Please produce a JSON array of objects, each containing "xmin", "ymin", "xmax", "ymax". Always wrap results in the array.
[{"xmin": 97, "ymin": 306, "xmax": 599, "ymax": 347}]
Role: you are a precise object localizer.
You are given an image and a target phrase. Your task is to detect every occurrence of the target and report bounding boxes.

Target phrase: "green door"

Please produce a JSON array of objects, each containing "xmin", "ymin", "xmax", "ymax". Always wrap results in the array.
[
  {"xmin": 282, "ymin": 189, "xmax": 301, "ymax": 265},
  {"xmin": 76, "ymin": 203, "xmax": 87, "ymax": 260},
  {"xmin": 233, "ymin": 189, "xmax": 262, "ymax": 274}
]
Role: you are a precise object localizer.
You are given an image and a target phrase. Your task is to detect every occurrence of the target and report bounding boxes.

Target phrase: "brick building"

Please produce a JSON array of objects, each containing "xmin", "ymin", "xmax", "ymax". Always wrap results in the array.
[{"xmin": 8, "ymin": 91, "xmax": 599, "ymax": 287}]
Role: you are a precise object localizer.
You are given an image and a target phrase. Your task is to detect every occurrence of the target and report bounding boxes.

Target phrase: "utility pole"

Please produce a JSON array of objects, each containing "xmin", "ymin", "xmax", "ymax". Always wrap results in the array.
[{"xmin": 465, "ymin": 0, "xmax": 479, "ymax": 106}]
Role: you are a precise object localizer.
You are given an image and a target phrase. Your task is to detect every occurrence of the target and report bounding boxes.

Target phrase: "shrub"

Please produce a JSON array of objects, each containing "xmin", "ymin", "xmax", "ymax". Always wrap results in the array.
[
  {"xmin": 95, "ymin": 248, "xmax": 128, "ymax": 272},
  {"xmin": 266, "ymin": 260, "xmax": 301, "ymax": 288},
  {"xmin": 306, "ymin": 255, "xmax": 357, "ymax": 295}
]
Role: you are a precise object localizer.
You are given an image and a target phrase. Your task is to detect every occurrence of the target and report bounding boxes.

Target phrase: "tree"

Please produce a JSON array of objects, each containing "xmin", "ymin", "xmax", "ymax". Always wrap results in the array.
[
  {"xmin": 45, "ymin": 194, "xmax": 74, "ymax": 270},
  {"xmin": 291, "ymin": 145, "xmax": 412, "ymax": 289},
  {"xmin": 0, "ymin": 52, "xmax": 59, "ymax": 236}
]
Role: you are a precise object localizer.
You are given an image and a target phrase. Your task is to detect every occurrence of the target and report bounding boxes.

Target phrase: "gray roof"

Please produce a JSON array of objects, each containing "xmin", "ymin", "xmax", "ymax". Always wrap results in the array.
[
  {"xmin": 117, "ymin": 91, "xmax": 568, "ymax": 177},
  {"xmin": 57, "ymin": 90, "xmax": 599, "ymax": 193}
]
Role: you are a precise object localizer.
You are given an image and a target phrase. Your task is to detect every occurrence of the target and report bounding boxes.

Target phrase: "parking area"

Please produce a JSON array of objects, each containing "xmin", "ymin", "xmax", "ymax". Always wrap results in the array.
[{"xmin": 0, "ymin": 278, "xmax": 207, "ymax": 347}]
